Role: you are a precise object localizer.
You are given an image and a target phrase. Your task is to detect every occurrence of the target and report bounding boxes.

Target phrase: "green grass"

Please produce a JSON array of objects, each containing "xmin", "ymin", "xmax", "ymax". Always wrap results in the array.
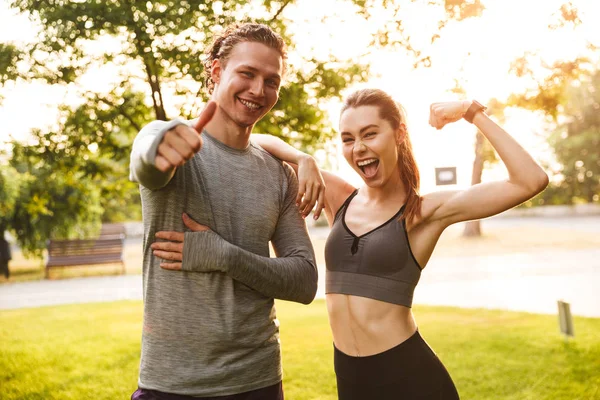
[{"xmin": 1, "ymin": 301, "xmax": 599, "ymax": 399}]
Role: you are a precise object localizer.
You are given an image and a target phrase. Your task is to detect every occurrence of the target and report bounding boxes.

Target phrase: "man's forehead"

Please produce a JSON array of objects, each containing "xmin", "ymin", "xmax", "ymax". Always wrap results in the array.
[{"xmin": 228, "ymin": 42, "xmax": 283, "ymax": 75}]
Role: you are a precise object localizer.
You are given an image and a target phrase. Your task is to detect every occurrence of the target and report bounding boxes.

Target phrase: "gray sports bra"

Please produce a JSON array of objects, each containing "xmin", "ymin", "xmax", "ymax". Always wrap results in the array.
[{"xmin": 324, "ymin": 190, "xmax": 422, "ymax": 307}]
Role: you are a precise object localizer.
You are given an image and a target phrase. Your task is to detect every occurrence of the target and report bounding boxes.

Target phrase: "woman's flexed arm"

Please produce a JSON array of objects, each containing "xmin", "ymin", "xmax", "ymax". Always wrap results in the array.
[{"xmin": 425, "ymin": 100, "xmax": 549, "ymax": 227}]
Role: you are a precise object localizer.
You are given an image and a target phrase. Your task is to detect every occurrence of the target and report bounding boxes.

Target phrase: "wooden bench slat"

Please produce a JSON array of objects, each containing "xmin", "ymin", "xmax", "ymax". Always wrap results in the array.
[
  {"xmin": 46, "ymin": 255, "xmax": 123, "ymax": 267},
  {"xmin": 45, "ymin": 235, "xmax": 126, "ymax": 277}
]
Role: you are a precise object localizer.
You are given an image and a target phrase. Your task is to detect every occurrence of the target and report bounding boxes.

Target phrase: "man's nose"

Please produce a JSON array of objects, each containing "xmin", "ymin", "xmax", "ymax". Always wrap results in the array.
[{"xmin": 249, "ymin": 78, "xmax": 264, "ymax": 97}]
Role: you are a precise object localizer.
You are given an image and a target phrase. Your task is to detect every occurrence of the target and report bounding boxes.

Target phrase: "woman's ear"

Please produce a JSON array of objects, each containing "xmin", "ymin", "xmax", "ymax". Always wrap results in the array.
[{"xmin": 396, "ymin": 123, "xmax": 407, "ymax": 146}]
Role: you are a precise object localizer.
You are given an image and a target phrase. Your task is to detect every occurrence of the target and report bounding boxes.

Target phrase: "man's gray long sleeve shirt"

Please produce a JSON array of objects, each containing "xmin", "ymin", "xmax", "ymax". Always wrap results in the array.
[{"xmin": 129, "ymin": 119, "xmax": 318, "ymax": 396}]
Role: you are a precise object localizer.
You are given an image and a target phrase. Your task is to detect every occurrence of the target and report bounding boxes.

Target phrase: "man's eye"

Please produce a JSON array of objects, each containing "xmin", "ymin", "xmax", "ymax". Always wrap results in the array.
[{"xmin": 242, "ymin": 71, "xmax": 253, "ymax": 77}]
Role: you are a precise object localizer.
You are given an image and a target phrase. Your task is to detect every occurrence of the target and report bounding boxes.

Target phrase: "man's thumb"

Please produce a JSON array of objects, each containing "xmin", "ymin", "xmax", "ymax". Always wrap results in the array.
[{"xmin": 194, "ymin": 101, "xmax": 218, "ymax": 133}]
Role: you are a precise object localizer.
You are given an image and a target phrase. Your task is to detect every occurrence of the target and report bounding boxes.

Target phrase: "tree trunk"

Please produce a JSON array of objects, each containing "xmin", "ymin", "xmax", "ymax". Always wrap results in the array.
[
  {"xmin": 144, "ymin": 59, "xmax": 167, "ymax": 121},
  {"xmin": 132, "ymin": 22, "xmax": 167, "ymax": 121},
  {"xmin": 463, "ymin": 131, "xmax": 485, "ymax": 237},
  {"xmin": 0, "ymin": 228, "xmax": 11, "ymax": 279}
]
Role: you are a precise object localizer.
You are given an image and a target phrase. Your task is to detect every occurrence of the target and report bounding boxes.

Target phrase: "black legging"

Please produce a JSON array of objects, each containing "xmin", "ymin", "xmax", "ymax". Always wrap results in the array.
[{"xmin": 334, "ymin": 330, "xmax": 459, "ymax": 399}]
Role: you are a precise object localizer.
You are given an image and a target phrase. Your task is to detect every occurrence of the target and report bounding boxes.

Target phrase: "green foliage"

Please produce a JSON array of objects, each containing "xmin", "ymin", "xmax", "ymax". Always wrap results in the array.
[
  {"xmin": 11, "ymin": 86, "xmax": 150, "ymax": 224},
  {"xmin": 0, "ymin": 164, "xmax": 20, "ymax": 232},
  {"xmin": 5, "ymin": 83, "xmax": 151, "ymax": 254},
  {"xmin": 508, "ymin": 57, "xmax": 599, "ymax": 205},
  {"xmin": 0, "ymin": 43, "xmax": 22, "ymax": 85},
  {"xmin": 9, "ymin": 169, "xmax": 103, "ymax": 257},
  {"xmin": 507, "ymin": 57, "xmax": 592, "ymax": 121},
  {"xmin": 546, "ymin": 71, "xmax": 600, "ymax": 203}
]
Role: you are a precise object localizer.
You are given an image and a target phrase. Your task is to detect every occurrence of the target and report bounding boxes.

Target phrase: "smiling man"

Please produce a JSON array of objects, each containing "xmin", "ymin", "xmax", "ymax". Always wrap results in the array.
[{"xmin": 129, "ymin": 24, "xmax": 317, "ymax": 400}]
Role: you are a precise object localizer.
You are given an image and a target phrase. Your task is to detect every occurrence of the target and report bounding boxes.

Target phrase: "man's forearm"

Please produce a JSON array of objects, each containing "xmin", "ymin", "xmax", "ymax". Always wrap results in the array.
[
  {"xmin": 182, "ymin": 231, "xmax": 318, "ymax": 304},
  {"xmin": 129, "ymin": 119, "xmax": 185, "ymax": 189}
]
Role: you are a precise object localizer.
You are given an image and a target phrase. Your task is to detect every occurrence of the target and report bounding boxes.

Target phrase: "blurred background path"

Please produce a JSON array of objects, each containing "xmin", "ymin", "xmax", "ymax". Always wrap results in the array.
[{"xmin": 1, "ymin": 215, "xmax": 598, "ymax": 317}]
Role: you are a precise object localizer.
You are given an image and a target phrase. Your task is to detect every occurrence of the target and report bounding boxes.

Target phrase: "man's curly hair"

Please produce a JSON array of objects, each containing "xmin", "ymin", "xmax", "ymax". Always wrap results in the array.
[{"xmin": 203, "ymin": 23, "xmax": 287, "ymax": 93}]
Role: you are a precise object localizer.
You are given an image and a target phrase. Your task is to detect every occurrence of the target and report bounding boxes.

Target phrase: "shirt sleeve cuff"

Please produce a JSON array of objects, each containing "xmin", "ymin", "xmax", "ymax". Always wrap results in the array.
[{"xmin": 182, "ymin": 231, "xmax": 232, "ymax": 272}]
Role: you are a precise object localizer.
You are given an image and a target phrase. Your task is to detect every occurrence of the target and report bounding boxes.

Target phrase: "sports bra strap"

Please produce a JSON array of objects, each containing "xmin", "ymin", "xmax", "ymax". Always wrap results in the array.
[{"xmin": 333, "ymin": 189, "xmax": 358, "ymax": 221}]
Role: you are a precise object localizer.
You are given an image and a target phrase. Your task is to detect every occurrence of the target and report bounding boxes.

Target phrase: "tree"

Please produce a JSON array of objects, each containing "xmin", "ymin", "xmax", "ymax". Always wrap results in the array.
[
  {"xmin": 507, "ymin": 57, "xmax": 598, "ymax": 205},
  {"xmin": 505, "ymin": 1, "xmax": 599, "ymax": 205},
  {"xmin": 0, "ymin": 164, "xmax": 19, "ymax": 276},
  {"xmin": 0, "ymin": 164, "xmax": 20, "ymax": 240},
  {"xmin": 546, "ymin": 71, "xmax": 600, "ymax": 203}
]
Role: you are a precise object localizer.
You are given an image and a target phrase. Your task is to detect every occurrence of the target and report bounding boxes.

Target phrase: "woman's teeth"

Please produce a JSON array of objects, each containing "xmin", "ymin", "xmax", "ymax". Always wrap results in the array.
[{"xmin": 358, "ymin": 159, "xmax": 377, "ymax": 167}]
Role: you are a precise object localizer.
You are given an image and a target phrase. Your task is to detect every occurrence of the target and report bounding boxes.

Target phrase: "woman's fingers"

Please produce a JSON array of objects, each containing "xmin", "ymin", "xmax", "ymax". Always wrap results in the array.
[
  {"xmin": 153, "ymin": 250, "xmax": 182, "ymax": 261},
  {"xmin": 160, "ymin": 262, "xmax": 182, "ymax": 271},
  {"xmin": 151, "ymin": 241, "xmax": 183, "ymax": 252},
  {"xmin": 314, "ymin": 188, "xmax": 326, "ymax": 220},
  {"xmin": 155, "ymin": 231, "xmax": 185, "ymax": 241},
  {"xmin": 299, "ymin": 184, "xmax": 313, "ymax": 217},
  {"xmin": 296, "ymin": 179, "xmax": 307, "ymax": 206}
]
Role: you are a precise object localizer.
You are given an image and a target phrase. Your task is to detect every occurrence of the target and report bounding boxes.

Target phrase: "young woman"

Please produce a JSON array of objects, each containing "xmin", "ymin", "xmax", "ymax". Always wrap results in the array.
[{"xmin": 252, "ymin": 89, "xmax": 549, "ymax": 399}]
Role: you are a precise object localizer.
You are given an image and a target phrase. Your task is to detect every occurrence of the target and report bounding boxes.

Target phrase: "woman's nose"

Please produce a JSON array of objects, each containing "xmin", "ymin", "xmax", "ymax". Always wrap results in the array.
[{"xmin": 354, "ymin": 140, "xmax": 366, "ymax": 153}]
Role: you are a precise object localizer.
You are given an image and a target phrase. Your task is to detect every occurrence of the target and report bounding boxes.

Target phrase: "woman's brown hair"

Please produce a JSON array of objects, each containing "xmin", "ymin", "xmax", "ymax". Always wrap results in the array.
[{"xmin": 341, "ymin": 89, "xmax": 422, "ymax": 223}]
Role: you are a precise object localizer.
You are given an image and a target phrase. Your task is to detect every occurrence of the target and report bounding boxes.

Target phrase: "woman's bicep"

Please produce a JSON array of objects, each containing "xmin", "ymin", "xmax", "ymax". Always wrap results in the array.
[{"xmin": 428, "ymin": 180, "xmax": 535, "ymax": 226}]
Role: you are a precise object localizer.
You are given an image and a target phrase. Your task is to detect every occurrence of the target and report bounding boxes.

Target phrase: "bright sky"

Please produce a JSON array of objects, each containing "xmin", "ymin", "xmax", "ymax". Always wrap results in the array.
[{"xmin": 0, "ymin": 0, "xmax": 598, "ymax": 193}]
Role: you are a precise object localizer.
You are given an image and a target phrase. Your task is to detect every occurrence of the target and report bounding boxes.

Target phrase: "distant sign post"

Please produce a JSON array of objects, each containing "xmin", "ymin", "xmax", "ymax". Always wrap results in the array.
[
  {"xmin": 557, "ymin": 300, "xmax": 574, "ymax": 339},
  {"xmin": 435, "ymin": 167, "xmax": 457, "ymax": 186}
]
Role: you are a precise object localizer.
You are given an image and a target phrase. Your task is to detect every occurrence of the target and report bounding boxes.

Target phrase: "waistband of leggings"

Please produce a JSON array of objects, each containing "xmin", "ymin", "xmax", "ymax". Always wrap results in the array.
[{"xmin": 333, "ymin": 329, "xmax": 433, "ymax": 381}]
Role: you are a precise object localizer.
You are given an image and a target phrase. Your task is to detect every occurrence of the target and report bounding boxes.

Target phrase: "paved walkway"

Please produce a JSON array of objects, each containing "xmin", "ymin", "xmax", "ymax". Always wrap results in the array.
[
  {"xmin": 1, "ymin": 247, "xmax": 598, "ymax": 317},
  {"xmin": 416, "ymin": 248, "xmax": 600, "ymax": 318},
  {"xmin": 1, "ymin": 216, "xmax": 599, "ymax": 317}
]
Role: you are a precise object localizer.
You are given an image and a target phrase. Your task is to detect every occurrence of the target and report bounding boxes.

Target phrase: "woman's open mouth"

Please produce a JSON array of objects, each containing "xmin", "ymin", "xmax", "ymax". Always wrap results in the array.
[{"xmin": 357, "ymin": 158, "xmax": 379, "ymax": 178}]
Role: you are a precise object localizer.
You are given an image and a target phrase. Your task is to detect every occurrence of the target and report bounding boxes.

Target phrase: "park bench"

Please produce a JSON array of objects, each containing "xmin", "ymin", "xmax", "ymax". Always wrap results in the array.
[{"xmin": 45, "ymin": 224, "xmax": 126, "ymax": 279}]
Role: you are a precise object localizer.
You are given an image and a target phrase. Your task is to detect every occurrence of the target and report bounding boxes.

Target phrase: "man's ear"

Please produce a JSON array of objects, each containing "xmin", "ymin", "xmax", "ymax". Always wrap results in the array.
[{"xmin": 211, "ymin": 59, "xmax": 222, "ymax": 86}]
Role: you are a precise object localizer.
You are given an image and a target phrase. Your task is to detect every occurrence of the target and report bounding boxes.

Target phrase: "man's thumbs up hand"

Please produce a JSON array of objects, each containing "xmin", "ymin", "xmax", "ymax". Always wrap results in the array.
[{"xmin": 155, "ymin": 101, "xmax": 218, "ymax": 172}]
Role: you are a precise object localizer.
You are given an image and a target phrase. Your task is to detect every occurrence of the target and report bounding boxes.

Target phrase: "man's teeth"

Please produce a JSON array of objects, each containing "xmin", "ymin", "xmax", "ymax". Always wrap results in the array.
[
  {"xmin": 239, "ymin": 98, "xmax": 261, "ymax": 110},
  {"xmin": 357, "ymin": 159, "xmax": 377, "ymax": 167}
]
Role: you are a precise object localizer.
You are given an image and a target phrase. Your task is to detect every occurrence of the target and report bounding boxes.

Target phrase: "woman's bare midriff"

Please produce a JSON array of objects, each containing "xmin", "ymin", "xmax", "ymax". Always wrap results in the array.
[{"xmin": 327, "ymin": 293, "xmax": 418, "ymax": 357}]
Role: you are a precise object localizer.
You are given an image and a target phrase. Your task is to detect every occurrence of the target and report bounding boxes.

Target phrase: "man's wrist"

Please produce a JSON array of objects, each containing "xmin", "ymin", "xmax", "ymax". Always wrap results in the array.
[{"xmin": 182, "ymin": 231, "xmax": 230, "ymax": 273}]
